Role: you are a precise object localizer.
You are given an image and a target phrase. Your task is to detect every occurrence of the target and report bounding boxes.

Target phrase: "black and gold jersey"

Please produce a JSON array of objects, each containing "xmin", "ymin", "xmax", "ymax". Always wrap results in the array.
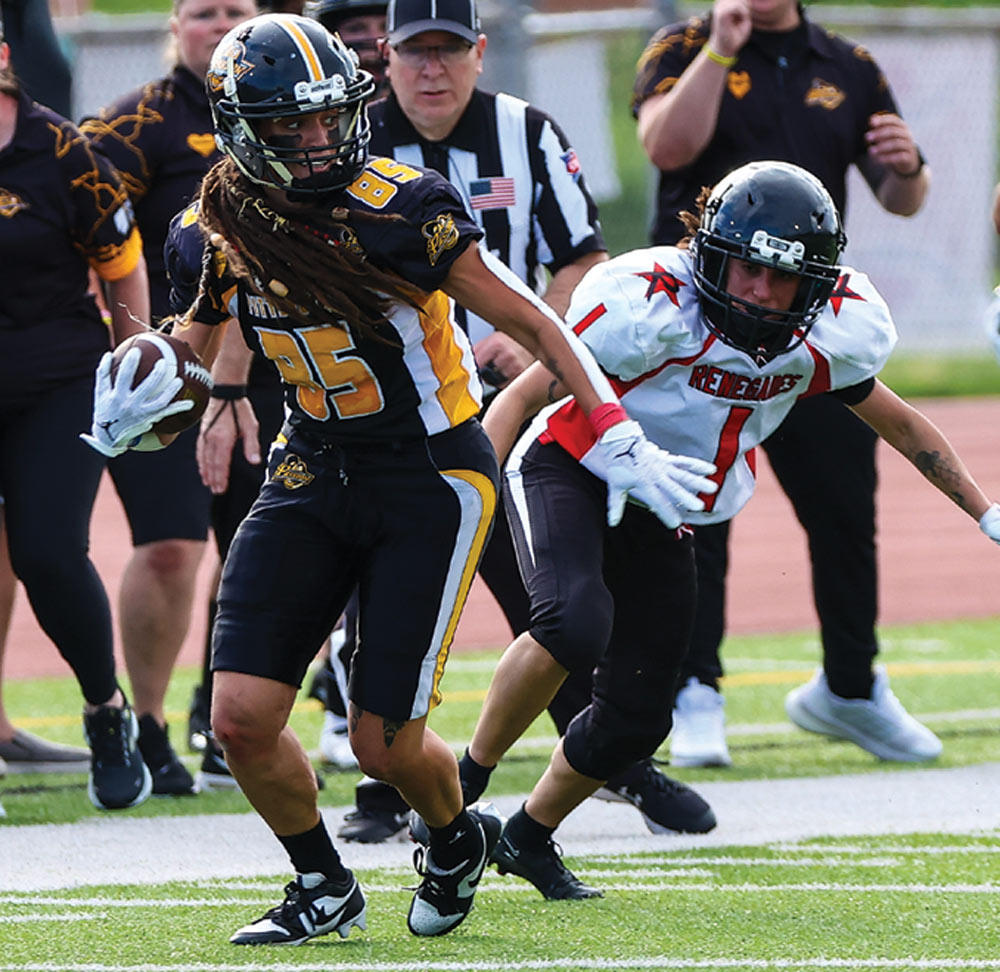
[
  {"xmin": 80, "ymin": 66, "xmax": 218, "ymax": 319},
  {"xmin": 172, "ymin": 156, "xmax": 486, "ymax": 443},
  {"xmin": 0, "ymin": 90, "xmax": 140, "ymax": 406}
]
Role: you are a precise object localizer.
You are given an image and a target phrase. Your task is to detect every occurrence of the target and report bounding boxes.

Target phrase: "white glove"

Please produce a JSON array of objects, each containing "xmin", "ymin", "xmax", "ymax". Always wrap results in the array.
[
  {"xmin": 979, "ymin": 503, "xmax": 1000, "ymax": 545},
  {"xmin": 597, "ymin": 419, "xmax": 718, "ymax": 528},
  {"xmin": 80, "ymin": 346, "xmax": 194, "ymax": 458},
  {"xmin": 984, "ymin": 287, "xmax": 1000, "ymax": 366}
]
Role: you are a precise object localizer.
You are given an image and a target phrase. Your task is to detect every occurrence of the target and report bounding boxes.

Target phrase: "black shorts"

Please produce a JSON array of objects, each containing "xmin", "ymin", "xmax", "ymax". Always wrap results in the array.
[
  {"xmin": 212, "ymin": 419, "xmax": 499, "ymax": 721},
  {"xmin": 107, "ymin": 424, "xmax": 211, "ymax": 546}
]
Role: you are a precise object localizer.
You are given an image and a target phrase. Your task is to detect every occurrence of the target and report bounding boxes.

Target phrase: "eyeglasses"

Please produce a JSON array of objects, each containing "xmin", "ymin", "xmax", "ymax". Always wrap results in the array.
[{"xmin": 391, "ymin": 40, "xmax": 474, "ymax": 68}]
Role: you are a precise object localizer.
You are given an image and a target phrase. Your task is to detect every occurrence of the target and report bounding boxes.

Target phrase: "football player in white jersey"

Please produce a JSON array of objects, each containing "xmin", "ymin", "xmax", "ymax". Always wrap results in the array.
[{"xmin": 453, "ymin": 160, "xmax": 1000, "ymax": 900}]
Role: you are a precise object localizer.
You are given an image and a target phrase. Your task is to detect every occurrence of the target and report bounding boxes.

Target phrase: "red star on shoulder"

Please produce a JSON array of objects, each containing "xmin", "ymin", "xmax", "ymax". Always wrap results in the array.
[
  {"xmin": 635, "ymin": 263, "xmax": 686, "ymax": 306},
  {"xmin": 828, "ymin": 273, "xmax": 865, "ymax": 315}
]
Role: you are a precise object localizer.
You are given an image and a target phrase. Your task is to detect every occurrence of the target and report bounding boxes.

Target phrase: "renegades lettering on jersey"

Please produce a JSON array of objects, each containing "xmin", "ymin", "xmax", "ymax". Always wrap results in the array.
[{"xmin": 688, "ymin": 366, "xmax": 804, "ymax": 401}]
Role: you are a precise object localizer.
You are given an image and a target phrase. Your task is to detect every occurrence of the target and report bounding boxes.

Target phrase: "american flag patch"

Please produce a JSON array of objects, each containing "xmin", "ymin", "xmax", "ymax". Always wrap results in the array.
[
  {"xmin": 468, "ymin": 176, "xmax": 515, "ymax": 210},
  {"xmin": 562, "ymin": 149, "xmax": 581, "ymax": 180}
]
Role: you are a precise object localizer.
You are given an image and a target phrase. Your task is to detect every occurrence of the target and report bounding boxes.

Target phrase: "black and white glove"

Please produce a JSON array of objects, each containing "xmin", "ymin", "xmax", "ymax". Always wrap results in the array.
[
  {"xmin": 80, "ymin": 346, "xmax": 193, "ymax": 458},
  {"xmin": 596, "ymin": 419, "xmax": 718, "ymax": 528},
  {"xmin": 979, "ymin": 503, "xmax": 1000, "ymax": 545}
]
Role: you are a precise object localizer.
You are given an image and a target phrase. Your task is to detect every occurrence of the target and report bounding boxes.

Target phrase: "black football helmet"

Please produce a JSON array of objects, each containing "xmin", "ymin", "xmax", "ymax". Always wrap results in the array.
[
  {"xmin": 691, "ymin": 161, "xmax": 846, "ymax": 363},
  {"xmin": 206, "ymin": 13, "xmax": 375, "ymax": 196},
  {"xmin": 305, "ymin": 0, "xmax": 388, "ymax": 93}
]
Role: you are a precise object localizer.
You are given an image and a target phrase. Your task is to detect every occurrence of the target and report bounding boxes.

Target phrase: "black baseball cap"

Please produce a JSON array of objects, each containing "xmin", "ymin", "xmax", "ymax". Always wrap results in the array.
[{"xmin": 386, "ymin": 0, "xmax": 481, "ymax": 45}]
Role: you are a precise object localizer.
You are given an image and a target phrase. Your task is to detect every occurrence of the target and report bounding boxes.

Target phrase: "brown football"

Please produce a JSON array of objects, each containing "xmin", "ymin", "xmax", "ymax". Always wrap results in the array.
[{"xmin": 110, "ymin": 332, "xmax": 213, "ymax": 435}]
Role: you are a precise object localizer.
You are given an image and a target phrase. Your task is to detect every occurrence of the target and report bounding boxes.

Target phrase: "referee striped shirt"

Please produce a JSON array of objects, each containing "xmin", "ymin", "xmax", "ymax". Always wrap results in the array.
[{"xmin": 369, "ymin": 88, "xmax": 606, "ymax": 346}]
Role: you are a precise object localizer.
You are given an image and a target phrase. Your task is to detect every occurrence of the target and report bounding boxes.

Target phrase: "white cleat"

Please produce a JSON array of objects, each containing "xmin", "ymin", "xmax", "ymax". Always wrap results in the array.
[{"xmin": 670, "ymin": 677, "xmax": 732, "ymax": 767}]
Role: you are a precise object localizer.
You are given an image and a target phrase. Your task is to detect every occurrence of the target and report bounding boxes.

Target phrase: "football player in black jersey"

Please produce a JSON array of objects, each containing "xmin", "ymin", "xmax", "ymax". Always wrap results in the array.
[{"xmin": 84, "ymin": 14, "xmax": 716, "ymax": 943}]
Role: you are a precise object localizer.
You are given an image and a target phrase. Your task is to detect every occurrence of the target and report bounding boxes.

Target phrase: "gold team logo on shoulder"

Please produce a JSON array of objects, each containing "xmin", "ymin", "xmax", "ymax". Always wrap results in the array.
[
  {"xmin": 422, "ymin": 213, "xmax": 459, "ymax": 266},
  {"xmin": 727, "ymin": 71, "xmax": 751, "ymax": 99},
  {"xmin": 0, "ymin": 189, "xmax": 28, "ymax": 217},
  {"xmin": 272, "ymin": 454, "xmax": 315, "ymax": 490},
  {"xmin": 805, "ymin": 79, "xmax": 845, "ymax": 111}
]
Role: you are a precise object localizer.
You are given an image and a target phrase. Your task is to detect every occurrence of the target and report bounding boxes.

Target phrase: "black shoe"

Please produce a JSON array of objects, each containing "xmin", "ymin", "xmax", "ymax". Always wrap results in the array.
[
  {"xmin": 406, "ymin": 802, "xmax": 503, "ymax": 937},
  {"xmin": 338, "ymin": 807, "xmax": 408, "ymax": 843},
  {"xmin": 492, "ymin": 826, "xmax": 603, "ymax": 901},
  {"xmin": 137, "ymin": 715, "xmax": 196, "ymax": 796},
  {"xmin": 187, "ymin": 684, "xmax": 211, "ymax": 753},
  {"xmin": 83, "ymin": 701, "xmax": 153, "ymax": 811},
  {"xmin": 230, "ymin": 871, "xmax": 366, "ymax": 945},
  {"xmin": 195, "ymin": 736, "xmax": 240, "ymax": 792},
  {"xmin": 595, "ymin": 759, "xmax": 716, "ymax": 834}
]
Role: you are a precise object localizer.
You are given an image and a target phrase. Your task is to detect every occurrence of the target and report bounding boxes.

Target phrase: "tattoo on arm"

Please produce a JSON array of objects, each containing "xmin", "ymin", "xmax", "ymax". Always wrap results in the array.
[
  {"xmin": 541, "ymin": 355, "xmax": 565, "ymax": 384},
  {"xmin": 382, "ymin": 717, "xmax": 407, "ymax": 749},
  {"xmin": 914, "ymin": 449, "xmax": 967, "ymax": 509},
  {"xmin": 349, "ymin": 702, "xmax": 361, "ymax": 736},
  {"xmin": 546, "ymin": 379, "xmax": 560, "ymax": 404}
]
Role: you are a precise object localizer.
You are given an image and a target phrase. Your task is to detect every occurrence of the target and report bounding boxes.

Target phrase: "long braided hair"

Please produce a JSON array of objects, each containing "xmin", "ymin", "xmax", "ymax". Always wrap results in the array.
[{"xmin": 197, "ymin": 158, "xmax": 424, "ymax": 342}]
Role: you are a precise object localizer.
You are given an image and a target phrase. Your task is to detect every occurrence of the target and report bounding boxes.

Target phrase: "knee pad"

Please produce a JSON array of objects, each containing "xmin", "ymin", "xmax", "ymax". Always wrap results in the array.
[
  {"xmin": 562, "ymin": 704, "xmax": 671, "ymax": 781},
  {"xmin": 529, "ymin": 577, "xmax": 613, "ymax": 673}
]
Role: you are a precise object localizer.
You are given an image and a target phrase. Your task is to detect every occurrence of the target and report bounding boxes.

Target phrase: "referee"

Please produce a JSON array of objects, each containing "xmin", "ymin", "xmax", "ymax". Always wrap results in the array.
[{"xmin": 334, "ymin": 0, "xmax": 715, "ymax": 845}]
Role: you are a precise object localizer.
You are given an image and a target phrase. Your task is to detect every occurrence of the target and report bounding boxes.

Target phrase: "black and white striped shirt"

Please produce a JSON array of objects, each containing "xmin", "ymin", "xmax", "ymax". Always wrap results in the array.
[{"xmin": 369, "ymin": 88, "xmax": 606, "ymax": 346}]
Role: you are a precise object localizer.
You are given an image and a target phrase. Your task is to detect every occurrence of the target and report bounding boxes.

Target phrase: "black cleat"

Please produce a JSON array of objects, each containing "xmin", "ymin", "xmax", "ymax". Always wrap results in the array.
[
  {"xmin": 406, "ymin": 802, "xmax": 503, "ymax": 937},
  {"xmin": 595, "ymin": 759, "xmax": 716, "ymax": 834},
  {"xmin": 491, "ymin": 825, "xmax": 603, "ymax": 901},
  {"xmin": 230, "ymin": 871, "xmax": 366, "ymax": 945},
  {"xmin": 83, "ymin": 701, "xmax": 153, "ymax": 811},
  {"xmin": 338, "ymin": 807, "xmax": 408, "ymax": 843},
  {"xmin": 137, "ymin": 715, "xmax": 195, "ymax": 796},
  {"xmin": 186, "ymin": 684, "xmax": 211, "ymax": 753},
  {"xmin": 194, "ymin": 736, "xmax": 240, "ymax": 792}
]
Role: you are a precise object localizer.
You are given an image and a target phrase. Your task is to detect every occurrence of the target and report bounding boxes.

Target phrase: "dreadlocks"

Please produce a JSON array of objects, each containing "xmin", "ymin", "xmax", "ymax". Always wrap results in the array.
[{"xmin": 197, "ymin": 158, "xmax": 424, "ymax": 342}]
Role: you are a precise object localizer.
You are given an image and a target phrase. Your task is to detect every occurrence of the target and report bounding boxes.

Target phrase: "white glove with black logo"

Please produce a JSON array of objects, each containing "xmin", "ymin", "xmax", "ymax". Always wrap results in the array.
[
  {"xmin": 596, "ymin": 419, "xmax": 718, "ymax": 528},
  {"xmin": 979, "ymin": 503, "xmax": 1000, "ymax": 546},
  {"xmin": 80, "ymin": 347, "xmax": 192, "ymax": 458}
]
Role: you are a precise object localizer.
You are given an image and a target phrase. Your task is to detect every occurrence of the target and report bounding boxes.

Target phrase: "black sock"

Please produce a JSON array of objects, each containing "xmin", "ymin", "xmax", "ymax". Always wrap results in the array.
[
  {"xmin": 505, "ymin": 804, "xmax": 555, "ymax": 851},
  {"xmin": 826, "ymin": 670, "xmax": 874, "ymax": 700},
  {"xmin": 428, "ymin": 807, "xmax": 481, "ymax": 870},
  {"xmin": 277, "ymin": 820, "xmax": 350, "ymax": 886},
  {"xmin": 458, "ymin": 748, "xmax": 494, "ymax": 804}
]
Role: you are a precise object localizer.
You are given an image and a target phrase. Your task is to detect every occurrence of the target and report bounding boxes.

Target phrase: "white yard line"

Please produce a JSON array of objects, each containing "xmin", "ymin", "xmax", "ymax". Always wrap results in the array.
[{"xmin": 0, "ymin": 763, "xmax": 997, "ymax": 893}]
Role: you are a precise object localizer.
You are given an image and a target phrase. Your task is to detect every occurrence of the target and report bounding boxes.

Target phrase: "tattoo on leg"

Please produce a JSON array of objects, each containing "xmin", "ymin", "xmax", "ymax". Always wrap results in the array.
[{"xmin": 383, "ymin": 718, "xmax": 406, "ymax": 749}]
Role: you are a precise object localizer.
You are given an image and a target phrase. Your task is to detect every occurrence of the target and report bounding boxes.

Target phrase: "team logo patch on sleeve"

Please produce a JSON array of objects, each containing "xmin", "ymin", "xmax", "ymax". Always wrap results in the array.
[
  {"xmin": 272, "ymin": 454, "xmax": 315, "ymax": 490},
  {"xmin": 828, "ymin": 273, "xmax": 865, "ymax": 315},
  {"xmin": 635, "ymin": 263, "xmax": 686, "ymax": 305},
  {"xmin": 468, "ymin": 177, "xmax": 515, "ymax": 211},
  {"xmin": 561, "ymin": 150, "xmax": 581, "ymax": 181},
  {"xmin": 0, "ymin": 190, "xmax": 28, "ymax": 218},
  {"xmin": 422, "ymin": 213, "xmax": 460, "ymax": 266}
]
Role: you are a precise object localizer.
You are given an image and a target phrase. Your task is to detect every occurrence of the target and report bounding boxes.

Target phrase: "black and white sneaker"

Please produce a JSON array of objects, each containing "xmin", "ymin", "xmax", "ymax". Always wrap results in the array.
[
  {"xmin": 194, "ymin": 736, "xmax": 240, "ymax": 792},
  {"xmin": 83, "ymin": 701, "xmax": 153, "ymax": 811},
  {"xmin": 230, "ymin": 871, "xmax": 366, "ymax": 946},
  {"xmin": 595, "ymin": 759, "xmax": 716, "ymax": 834},
  {"xmin": 137, "ymin": 715, "xmax": 196, "ymax": 796},
  {"xmin": 406, "ymin": 802, "xmax": 503, "ymax": 937},
  {"xmin": 492, "ymin": 826, "xmax": 603, "ymax": 901}
]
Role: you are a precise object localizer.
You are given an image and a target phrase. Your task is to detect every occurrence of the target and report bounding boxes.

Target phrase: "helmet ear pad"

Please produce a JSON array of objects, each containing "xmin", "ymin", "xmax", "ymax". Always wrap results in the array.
[
  {"xmin": 691, "ymin": 161, "xmax": 846, "ymax": 363},
  {"xmin": 206, "ymin": 13, "xmax": 376, "ymax": 196}
]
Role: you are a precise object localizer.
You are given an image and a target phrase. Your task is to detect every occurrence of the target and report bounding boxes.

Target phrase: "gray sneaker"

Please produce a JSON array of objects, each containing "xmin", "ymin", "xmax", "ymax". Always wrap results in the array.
[
  {"xmin": 0, "ymin": 728, "xmax": 90, "ymax": 773},
  {"xmin": 670, "ymin": 677, "xmax": 732, "ymax": 768},
  {"xmin": 785, "ymin": 666, "xmax": 942, "ymax": 762}
]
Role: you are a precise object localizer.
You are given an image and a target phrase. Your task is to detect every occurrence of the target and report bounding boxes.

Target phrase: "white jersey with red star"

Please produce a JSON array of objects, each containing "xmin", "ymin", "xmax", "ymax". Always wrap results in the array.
[{"xmin": 519, "ymin": 246, "xmax": 897, "ymax": 524}]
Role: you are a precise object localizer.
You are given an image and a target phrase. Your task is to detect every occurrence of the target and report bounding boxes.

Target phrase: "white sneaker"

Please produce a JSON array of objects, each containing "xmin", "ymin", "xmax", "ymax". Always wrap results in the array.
[
  {"xmin": 320, "ymin": 711, "xmax": 358, "ymax": 770},
  {"xmin": 670, "ymin": 677, "xmax": 732, "ymax": 767},
  {"xmin": 785, "ymin": 666, "xmax": 942, "ymax": 762}
]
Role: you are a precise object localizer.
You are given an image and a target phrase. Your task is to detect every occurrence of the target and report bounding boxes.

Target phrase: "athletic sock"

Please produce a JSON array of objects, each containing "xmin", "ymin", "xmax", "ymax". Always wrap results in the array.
[
  {"xmin": 428, "ymin": 807, "xmax": 480, "ymax": 870},
  {"xmin": 505, "ymin": 804, "xmax": 555, "ymax": 851},
  {"xmin": 458, "ymin": 748, "xmax": 494, "ymax": 804},
  {"xmin": 277, "ymin": 819, "xmax": 350, "ymax": 886}
]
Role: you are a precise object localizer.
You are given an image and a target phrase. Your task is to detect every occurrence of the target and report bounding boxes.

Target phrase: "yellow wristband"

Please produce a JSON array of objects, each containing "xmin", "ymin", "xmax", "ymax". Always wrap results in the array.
[{"xmin": 704, "ymin": 45, "xmax": 737, "ymax": 68}]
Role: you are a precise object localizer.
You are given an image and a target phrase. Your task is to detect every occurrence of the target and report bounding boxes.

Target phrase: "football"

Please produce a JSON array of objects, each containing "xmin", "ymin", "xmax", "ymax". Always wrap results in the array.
[{"xmin": 110, "ymin": 332, "xmax": 213, "ymax": 435}]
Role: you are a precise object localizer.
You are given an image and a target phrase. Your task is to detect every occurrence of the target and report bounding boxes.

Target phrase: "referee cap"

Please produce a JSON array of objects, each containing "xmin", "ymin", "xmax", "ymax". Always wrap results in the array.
[{"xmin": 386, "ymin": 0, "xmax": 480, "ymax": 45}]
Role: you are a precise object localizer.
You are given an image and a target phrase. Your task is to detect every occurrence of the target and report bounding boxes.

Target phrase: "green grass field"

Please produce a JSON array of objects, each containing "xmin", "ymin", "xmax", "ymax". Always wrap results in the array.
[{"xmin": 2, "ymin": 616, "xmax": 999, "ymax": 969}]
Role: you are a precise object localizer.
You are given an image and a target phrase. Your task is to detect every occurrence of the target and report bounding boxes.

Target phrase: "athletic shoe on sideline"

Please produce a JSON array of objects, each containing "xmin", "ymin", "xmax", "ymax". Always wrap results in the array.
[
  {"xmin": 194, "ymin": 736, "xmax": 240, "ymax": 792},
  {"xmin": 407, "ymin": 801, "xmax": 503, "ymax": 936},
  {"xmin": 230, "ymin": 871, "xmax": 366, "ymax": 945},
  {"xmin": 137, "ymin": 715, "xmax": 196, "ymax": 796},
  {"xmin": 785, "ymin": 666, "xmax": 943, "ymax": 762},
  {"xmin": 0, "ymin": 728, "xmax": 90, "ymax": 773},
  {"xmin": 594, "ymin": 758, "xmax": 716, "ymax": 834},
  {"xmin": 186, "ymin": 684, "xmax": 211, "ymax": 753},
  {"xmin": 83, "ymin": 701, "xmax": 152, "ymax": 811},
  {"xmin": 670, "ymin": 677, "xmax": 732, "ymax": 767},
  {"xmin": 492, "ymin": 824, "xmax": 603, "ymax": 901},
  {"xmin": 319, "ymin": 711, "xmax": 357, "ymax": 770}
]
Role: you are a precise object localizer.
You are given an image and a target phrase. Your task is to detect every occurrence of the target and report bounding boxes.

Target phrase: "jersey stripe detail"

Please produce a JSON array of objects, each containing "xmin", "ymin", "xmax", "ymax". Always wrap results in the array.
[
  {"xmin": 90, "ymin": 226, "xmax": 143, "ymax": 281},
  {"xmin": 573, "ymin": 303, "xmax": 607, "ymax": 335},
  {"xmin": 800, "ymin": 342, "xmax": 832, "ymax": 398},
  {"xmin": 281, "ymin": 20, "xmax": 324, "ymax": 82},
  {"xmin": 413, "ymin": 290, "xmax": 482, "ymax": 428},
  {"xmin": 417, "ymin": 468, "xmax": 496, "ymax": 716}
]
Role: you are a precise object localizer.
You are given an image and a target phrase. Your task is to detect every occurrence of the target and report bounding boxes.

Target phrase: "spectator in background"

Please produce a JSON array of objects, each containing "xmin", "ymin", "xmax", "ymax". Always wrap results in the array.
[
  {"xmin": 632, "ymin": 0, "xmax": 934, "ymax": 768},
  {"xmin": 0, "ymin": 0, "xmax": 91, "ymax": 772},
  {"xmin": 320, "ymin": 0, "xmax": 715, "ymax": 845},
  {"xmin": 0, "ymin": 33, "xmax": 151, "ymax": 811},
  {"xmin": 310, "ymin": 0, "xmax": 389, "ymax": 97},
  {"xmin": 79, "ymin": 0, "xmax": 257, "ymax": 797}
]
